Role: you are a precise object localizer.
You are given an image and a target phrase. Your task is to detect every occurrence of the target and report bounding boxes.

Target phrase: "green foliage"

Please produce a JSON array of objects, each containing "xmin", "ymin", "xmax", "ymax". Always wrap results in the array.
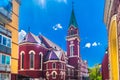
[{"xmin": 88, "ymin": 64, "xmax": 102, "ymax": 80}]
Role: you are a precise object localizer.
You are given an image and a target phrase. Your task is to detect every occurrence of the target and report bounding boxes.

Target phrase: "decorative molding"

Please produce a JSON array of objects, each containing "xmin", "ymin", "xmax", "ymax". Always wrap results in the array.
[
  {"xmin": 20, "ymin": 51, "xmax": 25, "ymax": 55},
  {"xmin": 29, "ymin": 50, "xmax": 36, "ymax": 54}
]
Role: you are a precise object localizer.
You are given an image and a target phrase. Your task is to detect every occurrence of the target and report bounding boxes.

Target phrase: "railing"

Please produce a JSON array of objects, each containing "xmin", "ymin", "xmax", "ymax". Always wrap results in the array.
[
  {"xmin": 0, "ymin": 0, "xmax": 12, "ymax": 23},
  {"xmin": 0, "ymin": 25, "xmax": 11, "ymax": 37},
  {"xmin": 0, "ymin": 64, "xmax": 11, "ymax": 71},
  {"xmin": 0, "ymin": 7, "xmax": 12, "ymax": 20}
]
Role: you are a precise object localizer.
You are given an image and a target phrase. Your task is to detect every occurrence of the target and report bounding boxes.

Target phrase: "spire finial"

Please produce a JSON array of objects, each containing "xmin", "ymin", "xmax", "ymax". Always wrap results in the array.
[{"xmin": 72, "ymin": 1, "xmax": 74, "ymax": 10}]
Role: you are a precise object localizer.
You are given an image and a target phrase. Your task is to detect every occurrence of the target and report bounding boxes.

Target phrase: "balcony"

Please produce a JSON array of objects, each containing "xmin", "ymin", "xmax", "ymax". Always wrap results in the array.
[
  {"xmin": 0, "ymin": 64, "xmax": 11, "ymax": 72},
  {"xmin": 0, "ymin": 25, "xmax": 11, "ymax": 54},
  {"xmin": 0, "ymin": 1, "xmax": 12, "ymax": 23},
  {"xmin": 0, "ymin": 25, "xmax": 11, "ymax": 37}
]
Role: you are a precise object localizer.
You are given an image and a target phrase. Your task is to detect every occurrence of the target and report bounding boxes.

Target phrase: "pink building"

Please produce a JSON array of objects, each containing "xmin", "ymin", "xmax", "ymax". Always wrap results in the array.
[{"xmin": 18, "ymin": 9, "xmax": 89, "ymax": 80}]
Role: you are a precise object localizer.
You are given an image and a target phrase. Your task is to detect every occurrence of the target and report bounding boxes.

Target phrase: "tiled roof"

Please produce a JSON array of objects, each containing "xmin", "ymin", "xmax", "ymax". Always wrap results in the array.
[
  {"xmin": 44, "ymin": 50, "xmax": 65, "ymax": 61},
  {"xmin": 45, "ymin": 50, "xmax": 59, "ymax": 61},
  {"xmin": 39, "ymin": 34, "xmax": 62, "ymax": 50},
  {"xmin": 68, "ymin": 9, "xmax": 78, "ymax": 28},
  {"xmin": 20, "ymin": 32, "xmax": 41, "ymax": 44}
]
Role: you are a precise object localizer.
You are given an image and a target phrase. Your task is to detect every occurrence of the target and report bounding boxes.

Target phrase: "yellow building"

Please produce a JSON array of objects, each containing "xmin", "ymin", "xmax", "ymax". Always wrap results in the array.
[
  {"xmin": 0, "ymin": 0, "xmax": 20, "ymax": 80},
  {"xmin": 104, "ymin": 0, "xmax": 120, "ymax": 80}
]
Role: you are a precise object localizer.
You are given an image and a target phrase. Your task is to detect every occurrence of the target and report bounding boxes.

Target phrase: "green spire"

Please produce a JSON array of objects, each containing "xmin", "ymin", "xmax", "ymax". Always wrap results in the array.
[{"xmin": 69, "ymin": 6, "xmax": 78, "ymax": 28}]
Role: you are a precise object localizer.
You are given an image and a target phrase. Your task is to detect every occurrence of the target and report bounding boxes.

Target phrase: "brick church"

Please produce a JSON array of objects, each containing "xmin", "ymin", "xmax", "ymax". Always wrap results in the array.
[{"xmin": 18, "ymin": 8, "xmax": 89, "ymax": 80}]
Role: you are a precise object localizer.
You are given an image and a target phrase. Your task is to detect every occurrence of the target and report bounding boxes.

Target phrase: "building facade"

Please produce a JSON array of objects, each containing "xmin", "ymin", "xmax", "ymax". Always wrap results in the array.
[
  {"xmin": 102, "ymin": 49, "xmax": 109, "ymax": 80},
  {"xmin": 104, "ymin": 0, "xmax": 120, "ymax": 79},
  {"xmin": 18, "ymin": 9, "xmax": 89, "ymax": 80},
  {"xmin": 0, "ymin": 0, "xmax": 20, "ymax": 80}
]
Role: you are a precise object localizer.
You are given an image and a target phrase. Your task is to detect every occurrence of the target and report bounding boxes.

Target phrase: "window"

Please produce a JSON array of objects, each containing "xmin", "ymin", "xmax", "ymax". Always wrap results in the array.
[
  {"xmin": 0, "ymin": 73, "xmax": 10, "ymax": 80},
  {"xmin": 30, "ymin": 52, "xmax": 34, "ymax": 69},
  {"xmin": 61, "ymin": 63, "xmax": 64, "ymax": 69},
  {"xmin": 52, "ymin": 72, "xmax": 56, "ymax": 79},
  {"xmin": 6, "ymin": 56, "xmax": 10, "ymax": 65},
  {"xmin": 2, "ymin": 55, "xmax": 5, "ymax": 64},
  {"xmin": 21, "ymin": 53, "xmax": 24, "ymax": 69},
  {"xmin": 70, "ymin": 30, "xmax": 74, "ymax": 35},
  {"xmin": 72, "ymin": 69, "xmax": 74, "ymax": 76},
  {"xmin": 46, "ymin": 64, "xmax": 48, "ymax": 69},
  {"xmin": 61, "ymin": 72, "xmax": 63, "ymax": 79},
  {"xmin": 0, "ymin": 35, "xmax": 2, "ymax": 44},
  {"xmin": 7, "ymin": 38, "xmax": 11, "ymax": 47},
  {"xmin": 3, "ymin": 37, "xmax": 7, "ymax": 46},
  {"xmin": 0, "ymin": 54, "xmax": 10, "ymax": 65},
  {"xmin": 68, "ymin": 68, "xmax": 70, "ymax": 76},
  {"xmin": 52, "ymin": 63, "xmax": 56, "ymax": 69},
  {"xmin": 39, "ymin": 53, "xmax": 43, "ymax": 70},
  {"xmin": 70, "ymin": 46, "xmax": 74, "ymax": 56},
  {"xmin": 61, "ymin": 63, "xmax": 63, "ymax": 69},
  {"xmin": 0, "ymin": 34, "xmax": 11, "ymax": 48}
]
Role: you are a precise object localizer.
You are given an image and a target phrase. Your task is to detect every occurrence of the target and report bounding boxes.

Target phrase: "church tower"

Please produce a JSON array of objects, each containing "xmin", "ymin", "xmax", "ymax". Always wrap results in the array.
[{"xmin": 66, "ymin": 6, "xmax": 80, "ymax": 69}]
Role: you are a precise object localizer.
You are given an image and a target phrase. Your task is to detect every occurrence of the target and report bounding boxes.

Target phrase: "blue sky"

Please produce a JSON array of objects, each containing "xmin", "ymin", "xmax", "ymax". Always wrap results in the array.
[{"xmin": 19, "ymin": 0, "xmax": 108, "ymax": 67}]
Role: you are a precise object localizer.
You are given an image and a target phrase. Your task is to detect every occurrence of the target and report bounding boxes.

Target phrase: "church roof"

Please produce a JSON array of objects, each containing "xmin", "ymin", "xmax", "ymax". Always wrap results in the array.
[
  {"xmin": 69, "ymin": 9, "xmax": 78, "ymax": 28},
  {"xmin": 39, "ymin": 34, "xmax": 62, "ymax": 50},
  {"xmin": 21, "ymin": 32, "xmax": 41, "ymax": 43},
  {"xmin": 44, "ymin": 50, "xmax": 64, "ymax": 61},
  {"xmin": 45, "ymin": 51, "xmax": 59, "ymax": 61}
]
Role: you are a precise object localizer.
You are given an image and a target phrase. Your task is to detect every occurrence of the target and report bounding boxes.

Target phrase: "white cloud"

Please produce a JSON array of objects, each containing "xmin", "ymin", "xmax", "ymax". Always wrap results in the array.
[
  {"xmin": 85, "ymin": 42, "xmax": 101, "ymax": 48},
  {"xmin": 19, "ymin": 30, "xmax": 26, "ymax": 43},
  {"xmin": 53, "ymin": 23, "xmax": 63, "ymax": 31},
  {"xmin": 85, "ymin": 43, "xmax": 91, "ymax": 48},
  {"xmin": 92, "ymin": 42, "xmax": 97, "ymax": 47}
]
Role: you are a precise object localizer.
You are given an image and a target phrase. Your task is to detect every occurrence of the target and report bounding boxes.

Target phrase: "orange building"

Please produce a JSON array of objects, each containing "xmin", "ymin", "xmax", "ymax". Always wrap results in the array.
[{"xmin": 0, "ymin": 0, "xmax": 20, "ymax": 80}]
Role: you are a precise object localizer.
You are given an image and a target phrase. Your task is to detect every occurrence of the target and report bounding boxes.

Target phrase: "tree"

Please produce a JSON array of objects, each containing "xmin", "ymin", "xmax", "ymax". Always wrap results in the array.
[{"xmin": 88, "ymin": 64, "xmax": 102, "ymax": 80}]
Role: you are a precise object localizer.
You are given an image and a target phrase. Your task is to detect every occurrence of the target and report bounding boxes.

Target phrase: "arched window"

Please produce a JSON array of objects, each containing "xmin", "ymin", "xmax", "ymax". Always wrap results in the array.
[
  {"xmin": 52, "ymin": 71, "xmax": 57, "ymax": 79},
  {"xmin": 61, "ymin": 71, "xmax": 63, "ymax": 79},
  {"xmin": 52, "ymin": 63, "xmax": 56, "ymax": 69},
  {"xmin": 70, "ymin": 46, "xmax": 74, "ymax": 56},
  {"xmin": 46, "ymin": 72, "xmax": 49, "ymax": 79},
  {"xmin": 39, "ymin": 52, "xmax": 43, "ymax": 70},
  {"xmin": 70, "ymin": 30, "xmax": 74, "ymax": 35},
  {"xmin": 46, "ymin": 63, "xmax": 48, "ymax": 69},
  {"xmin": 21, "ymin": 53, "xmax": 24, "ymax": 69},
  {"xmin": 53, "ymin": 72, "xmax": 56, "ymax": 77},
  {"xmin": 29, "ymin": 50, "xmax": 35, "ymax": 69},
  {"xmin": 20, "ymin": 51, "xmax": 25, "ymax": 69}
]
